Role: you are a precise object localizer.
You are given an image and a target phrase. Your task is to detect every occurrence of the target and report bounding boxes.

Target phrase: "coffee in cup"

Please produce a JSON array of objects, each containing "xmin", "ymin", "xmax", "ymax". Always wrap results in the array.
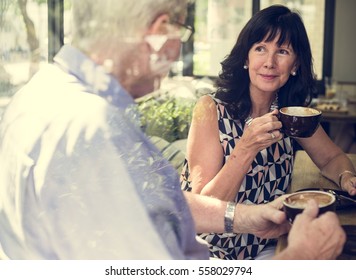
[
  {"xmin": 283, "ymin": 190, "xmax": 336, "ymax": 223},
  {"xmin": 279, "ymin": 106, "xmax": 322, "ymax": 138}
]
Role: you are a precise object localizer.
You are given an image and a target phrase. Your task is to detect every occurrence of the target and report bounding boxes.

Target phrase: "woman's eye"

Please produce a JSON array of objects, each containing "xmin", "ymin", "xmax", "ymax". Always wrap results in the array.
[
  {"xmin": 255, "ymin": 46, "xmax": 264, "ymax": 52},
  {"xmin": 279, "ymin": 49, "xmax": 290, "ymax": 55}
]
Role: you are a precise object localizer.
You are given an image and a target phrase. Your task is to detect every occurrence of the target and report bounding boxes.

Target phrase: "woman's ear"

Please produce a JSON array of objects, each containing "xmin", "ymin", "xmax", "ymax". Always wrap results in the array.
[
  {"xmin": 293, "ymin": 61, "xmax": 300, "ymax": 73},
  {"xmin": 243, "ymin": 60, "xmax": 249, "ymax": 69},
  {"xmin": 146, "ymin": 14, "xmax": 170, "ymax": 36}
]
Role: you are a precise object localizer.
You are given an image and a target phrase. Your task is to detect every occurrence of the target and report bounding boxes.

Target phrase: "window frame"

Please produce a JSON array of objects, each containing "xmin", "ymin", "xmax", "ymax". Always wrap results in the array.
[{"xmin": 47, "ymin": 0, "xmax": 63, "ymax": 62}]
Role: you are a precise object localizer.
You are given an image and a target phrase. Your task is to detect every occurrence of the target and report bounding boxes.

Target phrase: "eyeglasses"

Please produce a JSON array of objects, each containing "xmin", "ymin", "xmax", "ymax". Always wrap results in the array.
[{"xmin": 170, "ymin": 21, "xmax": 194, "ymax": 43}]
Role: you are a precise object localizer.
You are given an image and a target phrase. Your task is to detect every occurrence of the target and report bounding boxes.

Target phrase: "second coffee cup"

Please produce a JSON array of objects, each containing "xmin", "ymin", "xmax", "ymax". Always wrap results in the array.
[{"xmin": 283, "ymin": 190, "xmax": 336, "ymax": 224}]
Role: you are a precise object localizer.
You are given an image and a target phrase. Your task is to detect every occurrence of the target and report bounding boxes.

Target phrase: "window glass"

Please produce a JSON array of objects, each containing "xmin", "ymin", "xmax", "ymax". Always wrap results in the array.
[
  {"xmin": 260, "ymin": 0, "xmax": 325, "ymax": 79},
  {"xmin": 0, "ymin": 0, "xmax": 48, "ymax": 113},
  {"xmin": 63, "ymin": 0, "xmax": 72, "ymax": 44},
  {"xmin": 193, "ymin": 0, "xmax": 252, "ymax": 76}
]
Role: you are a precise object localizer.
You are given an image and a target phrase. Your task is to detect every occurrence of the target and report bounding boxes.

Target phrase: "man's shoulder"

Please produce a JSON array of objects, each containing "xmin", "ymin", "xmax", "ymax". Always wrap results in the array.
[{"xmin": 1, "ymin": 64, "xmax": 124, "ymax": 147}]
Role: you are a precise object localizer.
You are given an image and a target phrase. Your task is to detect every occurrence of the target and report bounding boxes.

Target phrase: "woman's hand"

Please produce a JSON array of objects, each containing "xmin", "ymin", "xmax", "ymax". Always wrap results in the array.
[
  {"xmin": 340, "ymin": 172, "xmax": 356, "ymax": 196},
  {"xmin": 240, "ymin": 109, "xmax": 282, "ymax": 152}
]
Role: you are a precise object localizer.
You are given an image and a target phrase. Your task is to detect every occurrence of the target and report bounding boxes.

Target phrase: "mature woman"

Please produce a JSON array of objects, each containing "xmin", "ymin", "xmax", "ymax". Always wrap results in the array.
[{"xmin": 181, "ymin": 4, "xmax": 356, "ymax": 260}]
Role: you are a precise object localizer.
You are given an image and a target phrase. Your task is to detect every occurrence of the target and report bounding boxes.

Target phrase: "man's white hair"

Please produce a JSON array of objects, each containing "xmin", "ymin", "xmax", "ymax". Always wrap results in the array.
[{"xmin": 71, "ymin": 0, "xmax": 189, "ymax": 51}]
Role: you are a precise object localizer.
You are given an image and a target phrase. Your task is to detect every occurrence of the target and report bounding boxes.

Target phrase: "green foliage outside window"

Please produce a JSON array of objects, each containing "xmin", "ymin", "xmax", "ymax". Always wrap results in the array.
[{"xmin": 137, "ymin": 95, "xmax": 195, "ymax": 143}]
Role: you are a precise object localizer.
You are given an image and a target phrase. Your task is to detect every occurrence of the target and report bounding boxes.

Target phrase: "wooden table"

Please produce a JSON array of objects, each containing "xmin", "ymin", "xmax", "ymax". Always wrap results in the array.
[{"xmin": 275, "ymin": 150, "xmax": 356, "ymax": 259}]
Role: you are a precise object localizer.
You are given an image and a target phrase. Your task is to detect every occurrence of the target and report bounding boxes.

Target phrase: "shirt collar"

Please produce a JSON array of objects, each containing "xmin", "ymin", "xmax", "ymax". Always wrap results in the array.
[{"xmin": 53, "ymin": 44, "xmax": 135, "ymax": 111}]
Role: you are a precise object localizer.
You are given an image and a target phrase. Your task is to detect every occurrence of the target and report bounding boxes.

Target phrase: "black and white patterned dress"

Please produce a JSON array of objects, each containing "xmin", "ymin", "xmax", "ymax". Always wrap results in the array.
[{"xmin": 181, "ymin": 96, "xmax": 295, "ymax": 259}]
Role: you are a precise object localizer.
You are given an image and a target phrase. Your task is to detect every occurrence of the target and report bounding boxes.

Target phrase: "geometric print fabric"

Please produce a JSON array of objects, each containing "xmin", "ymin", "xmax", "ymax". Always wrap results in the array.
[{"xmin": 180, "ymin": 96, "xmax": 295, "ymax": 259}]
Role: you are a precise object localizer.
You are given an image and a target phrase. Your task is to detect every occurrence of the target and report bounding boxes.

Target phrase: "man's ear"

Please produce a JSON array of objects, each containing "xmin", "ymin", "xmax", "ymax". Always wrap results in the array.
[{"xmin": 146, "ymin": 14, "xmax": 170, "ymax": 36}]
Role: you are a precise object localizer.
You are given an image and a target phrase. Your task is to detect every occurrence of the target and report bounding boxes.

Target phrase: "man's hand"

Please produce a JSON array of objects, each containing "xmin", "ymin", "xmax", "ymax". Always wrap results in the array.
[
  {"xmin": 276, "ymin": 199, "xmax": 346, "ymax": 259},
  {"xmin": 234, "ymin": 196, "xmax": 291, "ymax": 239}
]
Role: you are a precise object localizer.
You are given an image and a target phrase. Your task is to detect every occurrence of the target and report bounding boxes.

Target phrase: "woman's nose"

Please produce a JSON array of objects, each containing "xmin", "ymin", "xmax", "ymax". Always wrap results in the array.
[{"xmin": 263, "ymin": 54, "xmax": 276, "ymax": 69}]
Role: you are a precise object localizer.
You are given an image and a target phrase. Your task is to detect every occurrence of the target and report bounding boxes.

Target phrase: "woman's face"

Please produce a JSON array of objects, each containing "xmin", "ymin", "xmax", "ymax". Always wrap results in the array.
[{"xmin": 246, "ymin": 35, "xmax": 297, "ymax": 96}]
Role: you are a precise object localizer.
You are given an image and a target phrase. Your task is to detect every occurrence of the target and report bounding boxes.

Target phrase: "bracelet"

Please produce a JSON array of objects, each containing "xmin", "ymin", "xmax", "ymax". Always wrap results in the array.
[
  {"xmin": 338, "ymin": 170, "xmax": 356, "ymax": 188},
  {"xmin": 224, "ymin": 201, "xmax": 236, "ymax": 233}
]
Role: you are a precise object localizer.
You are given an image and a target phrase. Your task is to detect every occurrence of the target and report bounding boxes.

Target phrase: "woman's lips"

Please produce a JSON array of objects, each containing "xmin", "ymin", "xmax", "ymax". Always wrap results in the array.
[{"xmin": 260, "ymin": 74, "xmax": 277, "ymax": 80}]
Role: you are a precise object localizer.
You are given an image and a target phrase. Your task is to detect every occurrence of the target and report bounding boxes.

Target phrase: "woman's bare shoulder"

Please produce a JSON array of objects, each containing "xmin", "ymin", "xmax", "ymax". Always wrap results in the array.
[
  {"xmin": 191, "ymin": 95, "xmax": 216, "ymax": 120},
  {"xmin": 195, "ymin": 94, "xmax": 216, "ymax": 111}
]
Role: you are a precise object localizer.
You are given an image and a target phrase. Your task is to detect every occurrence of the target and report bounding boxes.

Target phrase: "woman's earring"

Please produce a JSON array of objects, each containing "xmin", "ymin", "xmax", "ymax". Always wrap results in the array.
[
  {"xmin": 243, "ymin": 65, "xmax": 248, "ymax": 69},
  {"xmin": 291, "ymin": 70, "xmax": 297, "ymax": 76}
]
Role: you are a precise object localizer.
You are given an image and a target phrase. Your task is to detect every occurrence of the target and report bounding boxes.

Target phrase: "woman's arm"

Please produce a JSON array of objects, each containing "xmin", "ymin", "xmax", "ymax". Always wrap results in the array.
[
  {"xmin": 299, "ymin": 126, "xmax": 356, "ymax": 196},
  {"xmin": 186, "ymin": 96, "xmax": 282, "ymax": 200}
]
